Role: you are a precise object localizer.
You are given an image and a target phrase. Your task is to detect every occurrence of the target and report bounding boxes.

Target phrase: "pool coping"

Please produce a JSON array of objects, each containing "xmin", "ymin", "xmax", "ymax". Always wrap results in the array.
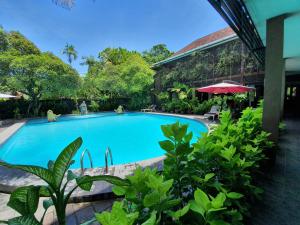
[
  {"xmin": 0, "ymin": 112, "xmax": 214, "ymax": 202},
  {"xmin": 0, "ymin": 120, "xmax": 27, "ymax": 146}
]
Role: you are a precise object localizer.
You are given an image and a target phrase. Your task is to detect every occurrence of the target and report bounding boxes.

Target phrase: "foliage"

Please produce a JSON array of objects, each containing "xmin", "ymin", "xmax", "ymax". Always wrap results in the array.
[
  {"xmin": 159, "ymin": 122, "xmax": 194, "ymax": 201},
  {"xmin": 109, "ymin": 167, "xmax": 189, "ymax": 224},
  {"xmin": 95, "ymin": 201, "xmax": 139, "ymax": 225},
  {"xmin": 82, "ymin": 48, "xmax": 154, "ymax": 110},
  {"xmin": 63, "ymin": 43, "xmax": 77, "ymax": 65},
  {"xmin": 7, "ymin": 53, "xmax": 80, "ymax": 115},
  {"xmin": 0, "ymin": 137, "xmax": 129, "ymax": 225},
  {"xmin": 0, "ymin": 27, "xmax": 81, "ymax": 116},
  {"xmin": 154, "ymin": 39, "xmax": 262, "ymax": 91},
  {"xmin": 160, "ymin": 82, "xmax": 251, "ymax": 116},
  {"xmin": 94, "ymin": 104, "xmax": 272, "ymax": 225},
  {"xmin": 189, "ymin": 189, "xmax": 228, "ymax": 225},
  {"xmin": 143, "ymin": 44, "xmax": 173, "ymax": 64},
  {"xmin": 89, "ymin": 100, "xmax": 100, "ymax": 112}
]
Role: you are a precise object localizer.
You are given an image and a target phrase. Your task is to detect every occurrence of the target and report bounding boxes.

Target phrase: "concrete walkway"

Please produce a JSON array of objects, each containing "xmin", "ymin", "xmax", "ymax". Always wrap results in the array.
[{"xmin": 251, "ymin": 118, "xmax": 300, "ymax": 225}]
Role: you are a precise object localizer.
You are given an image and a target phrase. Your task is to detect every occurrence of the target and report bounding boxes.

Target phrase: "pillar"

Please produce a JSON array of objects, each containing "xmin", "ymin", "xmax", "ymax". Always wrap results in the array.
[{"xmin": 262, "ymin": 15, "xmax": 285, "ymax": 142}]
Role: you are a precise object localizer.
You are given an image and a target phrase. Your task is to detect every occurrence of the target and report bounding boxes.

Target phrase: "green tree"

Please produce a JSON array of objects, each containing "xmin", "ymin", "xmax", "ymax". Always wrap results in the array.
[
  {"xmin": 0, "ymin": 27, "xmax": 9, "ymax": 53},
  {"xmin": 0, "ymin": 28, "xmax": 41, "ymax": 92},
  {"xmin": 90, "ymin": 50, "xmax": 154, "ymax": 109},
  {"xmin": 98, "ymin": 47, "xmax": 137, "ymax": 65},
  {"xmin": 142, "ymin": 44, "xmax": 173, "ymax": 64},
  {"xmin": 7, "ymin": 53, "xmax": 80, "ymax": 115},
  {"xmin": 7, "ymin": 31, "xmax": 41, "ymax": 55},
  {"xmin": 63, "ymin": 43, "xmax": 77, "ymax": 65},
  {"xmin": 80, "ymin": 48, "xmax": 154, "ymax": 109},
  {"xmin": 80, "ymin": 55, "xmax": 100, "ymax": 75}
]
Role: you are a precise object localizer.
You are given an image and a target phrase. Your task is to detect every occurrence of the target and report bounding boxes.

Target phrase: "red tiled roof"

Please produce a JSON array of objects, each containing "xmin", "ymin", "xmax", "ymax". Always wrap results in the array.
[{"xmin": 173, "ymin": 27, "xmax": 236, "ymax": 56}]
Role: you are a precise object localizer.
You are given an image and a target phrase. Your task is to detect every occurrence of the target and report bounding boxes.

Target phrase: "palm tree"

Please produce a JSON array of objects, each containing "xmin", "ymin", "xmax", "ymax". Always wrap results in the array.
[
  {"xmin": 63, "ymin": 43, "xmax": 77, "ymax": 65},
  {"xmin": 80, "ymin": 56, "xmax": 99, "ymax": 74}
]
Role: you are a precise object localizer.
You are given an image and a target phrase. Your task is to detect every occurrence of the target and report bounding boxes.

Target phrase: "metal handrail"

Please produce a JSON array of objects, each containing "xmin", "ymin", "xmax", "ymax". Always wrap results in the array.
[
  {"xmin": 104, "ymin": 147, "xmax": 113, "ymax": 174},
  {"xmin": 80, "ymin": 149, "xmax": 93, "ymax": 175}
]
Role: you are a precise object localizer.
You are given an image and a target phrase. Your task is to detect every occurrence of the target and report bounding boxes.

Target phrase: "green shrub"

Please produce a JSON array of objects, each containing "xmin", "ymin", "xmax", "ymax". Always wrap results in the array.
[
  {"xmin": 89, "ymin": 100, "xmax": 100, "ymax": 112},
  {"xmin": 94, "ymin": 103, "xmax": 272, "ymax": 225}
]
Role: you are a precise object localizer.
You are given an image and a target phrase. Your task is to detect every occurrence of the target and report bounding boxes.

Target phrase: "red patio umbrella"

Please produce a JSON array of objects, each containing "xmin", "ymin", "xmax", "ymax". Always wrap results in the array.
[
  {"xmin": 196, "ymin": 82, "xmax": 255, "ymax": 94},
  {"xmin": 197, "ymin": 82, "xmax": 255, "ymax": 111}
]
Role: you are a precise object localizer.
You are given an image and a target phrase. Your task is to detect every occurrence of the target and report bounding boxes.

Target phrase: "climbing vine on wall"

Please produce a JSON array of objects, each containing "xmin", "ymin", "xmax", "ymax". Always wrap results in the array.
[{"xmin": 154, "ymin": 39, "xmax": 263, "ymax": 91}]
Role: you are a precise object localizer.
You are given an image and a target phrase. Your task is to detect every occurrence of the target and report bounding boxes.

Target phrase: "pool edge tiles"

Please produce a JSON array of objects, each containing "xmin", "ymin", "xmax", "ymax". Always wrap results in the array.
[{"xmin": 0, "ymin": 120, "xmax": 27, "ymax": 146}]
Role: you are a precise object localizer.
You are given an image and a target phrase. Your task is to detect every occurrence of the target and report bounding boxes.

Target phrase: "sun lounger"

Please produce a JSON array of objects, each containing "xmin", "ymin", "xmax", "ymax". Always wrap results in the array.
[
  {"xmin": 204, "ymin": 105, "xmax": 220, "ymax": 121},
  {"xmin": 141, "ymin": 105, "xmax": 156, "ymax": 112}
]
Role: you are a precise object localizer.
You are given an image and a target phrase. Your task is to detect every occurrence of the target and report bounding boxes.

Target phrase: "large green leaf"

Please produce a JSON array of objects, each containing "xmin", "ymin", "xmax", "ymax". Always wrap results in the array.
[
  {"xmin": 194, "ymin": 189, "xmax": 210, "ymax": 211},
  {"xmin": 161, "ymin": 125, "xmax": 173, "ymax": 139},
  {"xmin": 7, "ymin": 186, "xmax": 40, "ymax": 216},
  {"xmin": 168, "ymin": 204, "xmax": 190, "ymax": 220},
  {"xmin": 95, "ymin": 201, "xmax": 138, "ymax": 225},
  {"xmin": 7, "ymin": 215, "xmax": 40, "ymax": 225},
  {"xmin": 159, "ymin": 140, "xmax": 174, "ymax": 152},
  {"xmin": 143, "ymin": 191, "xmax": 160, "ymax": 207},
  {"xmin": 219, "ymin": 146, "xmax": 236, "ymax": 161},
  {"xmin": 211, "ymin": 193, "xmax": 226, "ymax": 209},
  {"xmin": 226, "ymin": 192, "xmax": 243, "ymax": 199},
  {"xmin": 159, "ymin": 198, "xmax": 181, "ymax": 211},
  {"xmin": 0, "ymin": 162, "xmax": 54, "ymax": 186},
  {"xmin": 76, "ymin": 175, "xmax": 130, "ymax": 191},
  {"xmin": 141, "ymin": 211, "xmax": 157, "ymax": 225},
  {"xmin": 53, "ymin": 137, "xmax": 83, "ymax": 188}
]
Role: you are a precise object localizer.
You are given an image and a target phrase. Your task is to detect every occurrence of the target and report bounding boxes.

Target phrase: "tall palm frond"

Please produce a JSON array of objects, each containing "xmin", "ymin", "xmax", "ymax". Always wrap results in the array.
[{"xmin": 63, "ymin": 43, "xmax": 77, "ymax": 65}]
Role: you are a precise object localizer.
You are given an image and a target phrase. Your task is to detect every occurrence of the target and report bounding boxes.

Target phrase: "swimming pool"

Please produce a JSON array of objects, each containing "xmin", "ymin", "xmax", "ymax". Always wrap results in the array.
[{"xmin": 0, "ymin": 113, "xmax": 208, "ymax": 168}]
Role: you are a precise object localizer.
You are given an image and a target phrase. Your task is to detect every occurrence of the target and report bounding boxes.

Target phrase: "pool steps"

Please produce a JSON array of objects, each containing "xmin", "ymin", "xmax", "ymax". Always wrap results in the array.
[
  {"xmin": 80, "ymin": 147, "xmax": 114, "ymax": 175},
  {"xmin": 80, "ymin": 149, "xmax": 93, "ymax": 175},
  {"xmin": 104, "ymin": 147, "xmax": 113, "ymax": 174}
]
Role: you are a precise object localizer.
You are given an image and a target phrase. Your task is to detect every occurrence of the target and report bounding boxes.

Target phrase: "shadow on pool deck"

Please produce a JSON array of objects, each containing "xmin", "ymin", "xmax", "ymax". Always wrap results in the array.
[{"xmin": 250, "ymin": 118, "xmax": 300, "ymax": 225}]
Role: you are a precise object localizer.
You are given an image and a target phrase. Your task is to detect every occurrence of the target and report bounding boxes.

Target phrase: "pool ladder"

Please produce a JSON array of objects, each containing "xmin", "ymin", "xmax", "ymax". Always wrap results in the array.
[
  {"xmin": 80, "ymin": 147, "xmax": 113, "ymax": 175},
  {"xmin": 104, "ymin": 147, "xmax": 113, "ymax": 174},
  {"xmin": 80, "ymin": 149, "xmax": 93, "ymax": 175}
]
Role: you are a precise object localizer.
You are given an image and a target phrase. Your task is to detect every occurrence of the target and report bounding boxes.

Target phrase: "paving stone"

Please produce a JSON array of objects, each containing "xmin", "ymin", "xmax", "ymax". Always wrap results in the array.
[
  {"xmin": 250, "ymin": 118, "xmax": 300, "ymax": 225},
  {"xmin": 74, "ymin": 206, "xmax": 96, "ymax": 224}
]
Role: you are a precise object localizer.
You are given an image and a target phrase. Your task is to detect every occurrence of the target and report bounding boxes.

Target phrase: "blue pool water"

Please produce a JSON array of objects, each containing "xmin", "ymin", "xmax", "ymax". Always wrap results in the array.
[{"xmin": 0, "ymin": 113, "xmax": 208, "ymax": 168}]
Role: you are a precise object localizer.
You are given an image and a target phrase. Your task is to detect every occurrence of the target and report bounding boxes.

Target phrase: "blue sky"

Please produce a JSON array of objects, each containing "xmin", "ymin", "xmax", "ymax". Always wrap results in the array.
[{"xmin": 0, "ymin": 0, "xmax": 227, "ymax": 74}]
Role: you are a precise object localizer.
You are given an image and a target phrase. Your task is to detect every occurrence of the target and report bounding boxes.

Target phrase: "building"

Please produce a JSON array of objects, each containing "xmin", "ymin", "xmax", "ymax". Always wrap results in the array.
[
  {"xmin": 153, "ymin": 27, "xmax": 264, "ymax": 98},
  {"xmin": 208, "ymin": 0, "xmax": 300, "ymax": 142}
]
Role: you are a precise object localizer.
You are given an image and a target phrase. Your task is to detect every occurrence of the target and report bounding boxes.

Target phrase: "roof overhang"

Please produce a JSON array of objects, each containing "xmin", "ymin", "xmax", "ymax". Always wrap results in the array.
[
  {"xmin": 153, "ymin": 34, "xmax": 238, "ymax": 68},
  {"xmin": 208, "ymin": 0, "xmax": 300, "ymax": 72}
]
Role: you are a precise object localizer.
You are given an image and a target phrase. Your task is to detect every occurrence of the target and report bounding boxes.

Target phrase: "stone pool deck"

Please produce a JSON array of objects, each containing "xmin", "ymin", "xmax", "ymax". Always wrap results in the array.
[
  {"xmin": 0, "ymin": 120, "xmax": 26, "ymax": 145},
  {"xmin": 250, "ymin": 118, "xmax": 300, "ymax": 225}
]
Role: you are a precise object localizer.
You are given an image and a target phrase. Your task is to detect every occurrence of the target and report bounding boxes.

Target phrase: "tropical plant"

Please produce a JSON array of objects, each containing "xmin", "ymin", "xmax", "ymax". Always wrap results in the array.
[
  {"xmin": 159, "ymin": 122, "xmax": 194, "ymax": 201},
  {"xmin": 0, "ymin": 137, "xmax": 129, "ymax": 225},
  {"xmin": 63, "ymin": 43, "xmax": 77, "ymax": 65},
  {"xmin": 89, "ymin": 100, "xmax": 100, "ymax": 112},
  {"xmin": 93, "ymin": 103, "xmax": 272, "ymax": 225},
  {"xmin": 96, "ymin": 167, "xmax": 189, "ymax": 225},
  {"xmin": 95, "ymin": 201, "xmax": 139, "ymax": 225}
]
